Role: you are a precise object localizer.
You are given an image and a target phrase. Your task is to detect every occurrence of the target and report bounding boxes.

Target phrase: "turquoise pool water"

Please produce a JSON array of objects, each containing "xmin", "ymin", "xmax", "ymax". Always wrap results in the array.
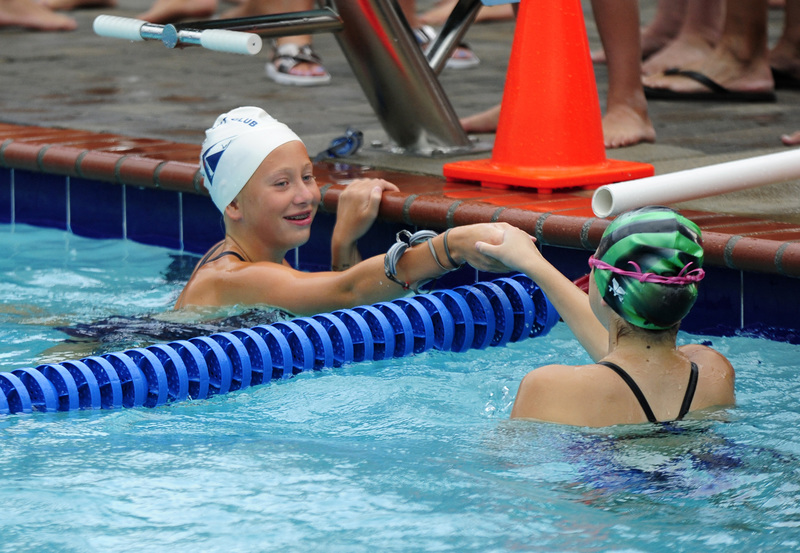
[{"xmin": 1, "ymin": 224, "xmax": 800, "ymax": 552}]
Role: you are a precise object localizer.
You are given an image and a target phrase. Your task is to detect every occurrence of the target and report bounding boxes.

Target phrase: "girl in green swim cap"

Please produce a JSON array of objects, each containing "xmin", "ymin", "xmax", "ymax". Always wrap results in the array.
[{"xmin": 476, "ymin": 206, "xmax": 735, "ymax": 427}]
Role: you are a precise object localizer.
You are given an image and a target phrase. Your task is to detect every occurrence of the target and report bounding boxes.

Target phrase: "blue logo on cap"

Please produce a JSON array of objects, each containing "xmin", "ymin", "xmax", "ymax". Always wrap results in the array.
[{"xmin": 201, "ymin": 139, "xmax": 230, "ymax": 187}]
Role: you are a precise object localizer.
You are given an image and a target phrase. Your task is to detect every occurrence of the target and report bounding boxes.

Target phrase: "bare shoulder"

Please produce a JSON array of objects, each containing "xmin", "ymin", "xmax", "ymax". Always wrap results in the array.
[
  {"xmin": 179, "ymin": 257, "xmax": 300, "ymax": 309},
  {"xmin": 214, "ymin": 259, "xmax": 305, "ymax": 306},
  {"xmin": 679, "ymin": 343, "xmax": 736, "ymax": 405},
  {"xmin": 680, "ymin": 343, "xmax": 735, "ymax": 377},
  {"xmin": 510, "ymin": 363, "xmax": 621, "ymax": 425}
]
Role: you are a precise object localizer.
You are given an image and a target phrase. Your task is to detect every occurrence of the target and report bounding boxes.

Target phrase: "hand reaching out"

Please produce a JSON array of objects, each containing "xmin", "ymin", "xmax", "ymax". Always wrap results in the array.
[
  {"xmin": 448, "ymin": 222, "xmax": 531, "ymax": 273},
  {"xmin": 474, "ymin": 225, "xmax": 540, "ymax": 274}
]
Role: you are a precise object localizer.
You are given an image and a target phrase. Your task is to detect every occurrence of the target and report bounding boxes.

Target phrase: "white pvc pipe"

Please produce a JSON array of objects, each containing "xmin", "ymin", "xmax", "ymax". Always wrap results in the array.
[
  {"xmin": 200, "ymin": 29, "xmax": 263, "ymax": 55},
  {"xmin": 93, "ymin": 15, "xmax": 149, "ymax": 41},
  {"xmin": 592, "ymin": 149, "xmax": 800, "ymax": 218}
]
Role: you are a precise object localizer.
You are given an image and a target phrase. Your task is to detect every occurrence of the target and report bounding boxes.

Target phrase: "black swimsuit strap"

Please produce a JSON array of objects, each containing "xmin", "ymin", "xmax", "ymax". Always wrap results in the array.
[
  {"xmin": 597, "ymin": 361, "xmax": 657, "ymax": 423},
  {"xmin": 197, "ymin": 241, "xmax": 246, "ymax": 268},
  {"xmin": 598, "ymin": 360, "xmax": 700, "ymax": 423},
  {"xmin": 197, "ymin": 241, "xmax": 225, "ymax": 267},
  {"xmin": 204, "ymin": 250, "xmax": 246, "ymax": 265},
  {"xmin": 677, "ymin": 362, "xmax": 699, "ymax": 420}
]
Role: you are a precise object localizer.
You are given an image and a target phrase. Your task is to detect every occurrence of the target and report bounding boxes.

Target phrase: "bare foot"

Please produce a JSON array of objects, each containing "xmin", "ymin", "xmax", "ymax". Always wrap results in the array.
[
  {"xmin": 136, "ymin": 0, "xmax": 217, "ymax": 24},
  {"xmin": 642, "ymin": 33, "xmax": 717, "ymax": 76},
  {"xmin": 602, "ymin": 105, "xmax": 656, "ymax": 148},
  {"xmin": 41, "ymin": 0, "xmax": 115, "ymax": 10},
  {"xmin": 643, "ymin": 47, "xmax": 774, "ymax": 95},
  {"xmin": 418, "ymin": 0, "xmax": 514, "ymax": 26},
  {"xmin": 460, "ymin": 100, "xmax": 655, "ymax": 148},
  {"xmin": 474, "ymin": 5, "xmax": 515, "ymax": 23},
  {"xmin": 222, "ymin": 0, "xmax": 327, "ymax": 84},
  {"xmin": 0, "ymin": 0, "xmax": 77, "ymax": 30},
  {"xmin": 769, "ymin": 39, "xmax": 800, "ymax": 83},
  {"xmin": 460, "ymin": 104, "xmax": 501, "ymax": 134},
  {"xmin": 782, "ymin": 131, "xmax": 800, "ymax": 145}
]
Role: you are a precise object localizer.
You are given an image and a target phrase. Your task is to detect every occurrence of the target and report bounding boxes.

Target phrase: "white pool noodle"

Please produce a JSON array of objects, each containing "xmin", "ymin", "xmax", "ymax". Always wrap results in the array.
[
  {"xmin": 200, "ymin": 29, "xmax": 262, "ymax": 55},
  {"xmin": 592, "ymin": 149, "xmax": 800, "ymax": 218},
  {"xmin": 93, "ymin": 15, "xmax": 147, "ymax": 41}
]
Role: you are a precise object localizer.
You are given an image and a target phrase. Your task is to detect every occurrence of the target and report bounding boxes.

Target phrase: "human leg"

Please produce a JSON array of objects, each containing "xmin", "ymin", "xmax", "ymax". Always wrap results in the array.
[
  {"xmin": 591, "ymin": 0, "xmax": 655, "ymax": 147},
  {"xmin": 398, "ymin": 0, "xmax": 480, "ymax": 69},
  {"xmin": 0, "ymin": 0, "xmax": 77, "ymax": 30},
  {"xmin": 772, "ymin": 0, "xmax": 800, "ymax": 141},
  {"xmin": 237, "ymin": 0, "xmax": 330, "ymax": 86},
  {"xmin": 42, "ymin": 0, "xmax": 114, "ymax": 10},
  {"xmin": 642, "ymin": 0, "xmax": 725, "ymax": 75},
  {"xmin": 460, "ymin": 104, "xmax": 501, "ymax": 134},
  {"xmin": 770, "ymin": 0, "xmax": 800, "ymax": 86},
  {"xmin": 643, "ymin": 0, "xmax": 774, "ymax": 100},
  {"xmin": 418, "ymin": 0, "xmax": 514, "ymax": 26},
  {"xmin": 136, "ymin": 0, "xmax": 217, "ymax": 23},
  {"xmin": 592, "ymin": 0, "xmax": 686, "ymax": 63},
  {"xmin": 781, "ymin": 130, "xmax": 800, "ymax": 144}
]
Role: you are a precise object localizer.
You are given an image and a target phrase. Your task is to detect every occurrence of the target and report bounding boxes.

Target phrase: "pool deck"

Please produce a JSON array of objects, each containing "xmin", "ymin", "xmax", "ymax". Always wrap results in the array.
[{"xmin": 2, "ymin": 0, "xmax": 800, "ymax": 277}]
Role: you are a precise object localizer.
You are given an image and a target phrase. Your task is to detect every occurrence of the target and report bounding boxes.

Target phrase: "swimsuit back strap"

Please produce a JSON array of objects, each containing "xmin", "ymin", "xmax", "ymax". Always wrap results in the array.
[
  {"xmin": 676, "ymin": 362, "xmax": 699, "ymax": 421},
  {"xmin": 596, "ymin": 361, "xmax": 658, "ymax": 423},
  {"xmin": 204, "ymin": 250, "xmax": 246, "ymax": 265},
  {"xmin": 197, "ymin": 240, "xmax": 225, "ymax": 267},
  {"xmin": 196, "ymin": 241, "xmax": 246, "ymax": 268}
]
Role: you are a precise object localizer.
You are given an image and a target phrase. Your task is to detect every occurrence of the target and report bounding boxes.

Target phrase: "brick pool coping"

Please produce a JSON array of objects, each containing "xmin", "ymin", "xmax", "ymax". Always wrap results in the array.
[{"xmin": 2, "ymin": 122, "xmax": 800, "ymax": 278}]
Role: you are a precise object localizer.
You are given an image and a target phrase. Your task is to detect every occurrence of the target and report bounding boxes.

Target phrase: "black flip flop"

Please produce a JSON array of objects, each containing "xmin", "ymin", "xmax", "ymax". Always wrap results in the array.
[
  {"xmin": 644, "ymin": 68, "xmax": 777, "ymax": 102},
  {"xmin": 772, "ymin": 67, "xmax": 800, "ymax": 90}
]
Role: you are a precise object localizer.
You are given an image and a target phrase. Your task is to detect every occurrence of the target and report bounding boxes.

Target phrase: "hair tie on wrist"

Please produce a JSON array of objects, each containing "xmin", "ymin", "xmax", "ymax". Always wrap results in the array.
[
  {"xmin": 443, "ymin": 228, "xmax": 463, "ymax": 270},
  {"xmin": 427, "ymin": 238, "xmax": 452, "ymax": 272},
  {"xmin": 384, "ymin": 229, "xmax": 437, "ymax": 292}
]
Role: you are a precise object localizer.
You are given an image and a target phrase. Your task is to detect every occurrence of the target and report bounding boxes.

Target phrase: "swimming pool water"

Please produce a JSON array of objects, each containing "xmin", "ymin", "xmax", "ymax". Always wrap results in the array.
[
  {"xmin": 1, "ymin": 224, "xmax": 800, "ymax": 553},
  {"xmin": 0, "ymin": 223, "xmax": 188, "ymax": 367}
]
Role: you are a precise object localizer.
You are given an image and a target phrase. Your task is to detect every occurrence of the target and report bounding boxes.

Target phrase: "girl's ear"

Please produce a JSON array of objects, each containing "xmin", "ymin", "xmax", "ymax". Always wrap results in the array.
[{"xmin": 225, "ymin": 197, "xmax": 243, "ymax": 221}]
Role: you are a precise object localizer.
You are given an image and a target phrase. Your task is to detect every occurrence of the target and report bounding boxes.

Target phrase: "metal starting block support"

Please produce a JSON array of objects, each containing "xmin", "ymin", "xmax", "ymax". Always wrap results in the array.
[{"xmin": 93, "ymin": 0, "xmax": 487, "ymax": 157}]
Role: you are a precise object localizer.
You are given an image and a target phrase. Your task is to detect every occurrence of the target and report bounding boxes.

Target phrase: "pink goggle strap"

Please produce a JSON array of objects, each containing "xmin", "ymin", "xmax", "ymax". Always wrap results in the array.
[{"xmin": 588, "ymin": 256, "xmax": 705, "ymax": 285}]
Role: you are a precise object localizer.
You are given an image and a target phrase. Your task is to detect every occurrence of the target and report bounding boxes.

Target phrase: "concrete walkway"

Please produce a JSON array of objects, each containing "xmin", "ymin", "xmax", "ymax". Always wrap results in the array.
[{"xmin": 1, "ymin": 0, "xmax": 799, "ymax": 222}]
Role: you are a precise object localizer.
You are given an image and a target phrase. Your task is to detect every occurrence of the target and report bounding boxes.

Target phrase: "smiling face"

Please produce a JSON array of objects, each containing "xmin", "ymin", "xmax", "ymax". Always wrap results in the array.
[{"xmin": 225, "ymin": 140, "xmax": 320, "ymax": 262}]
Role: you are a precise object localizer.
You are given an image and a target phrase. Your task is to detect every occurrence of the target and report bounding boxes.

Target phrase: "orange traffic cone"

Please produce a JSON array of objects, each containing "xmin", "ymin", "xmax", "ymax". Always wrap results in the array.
[{"xmin": 443, "ymin": 0, "xmax": 654, "ymax": 193}]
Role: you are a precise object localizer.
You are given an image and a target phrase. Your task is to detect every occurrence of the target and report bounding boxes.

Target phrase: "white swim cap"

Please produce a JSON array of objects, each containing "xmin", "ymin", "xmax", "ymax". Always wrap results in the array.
[{"xmin": 200, "ymin": 106, "xmax": 303, "ymax": 213}]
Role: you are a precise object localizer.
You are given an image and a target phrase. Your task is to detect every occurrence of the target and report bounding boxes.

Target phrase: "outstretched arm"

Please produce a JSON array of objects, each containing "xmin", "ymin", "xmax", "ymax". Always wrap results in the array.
[
  {"xmin": 476, "ymin": 227, "xmax": 608, "ymax": 361},
  {"xmin": 179, "ymin": 222, "xmax": 515, "ymax": 316}
]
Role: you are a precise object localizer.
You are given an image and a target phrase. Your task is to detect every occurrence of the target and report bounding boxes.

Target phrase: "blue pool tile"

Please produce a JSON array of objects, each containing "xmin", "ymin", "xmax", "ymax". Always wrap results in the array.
[
  {"xmin": 677, "ymin": 266, "xmax": 741, "ymax": 336},
  {"xmin": 70, "ymin": 177, "xmax": 124, "ymax": 239},
  {"xmin": 742, "ymin": 272, "xmax": 800, "ymax": 337},
  {"xmin": 181, "ymin": 193, "xmax": 223, "ymax": 254},
  {"xmin": 296, "ymin": 214, "xmax": 420, "ymax": 273},
  {"xmin": 0, "ymin": 168, "xmax": 10, "ymax": 223},
  {"xmin": 544, "ymin": 244, "xmax": 592, "ymax": 282},
  {"xmin": 14, "ymin": 170, "xmax": 67, "ymax": 229},
  {"xmin": 359, "ymin": 218, "xmax": 404, "ymax": 259},
  {"xmin": 297, "ymin": 210, "xmax": 335, "ymax": 271},
  {"xmin": 126, "ymin": 186, "xmax": 181, "ymax": 249}
]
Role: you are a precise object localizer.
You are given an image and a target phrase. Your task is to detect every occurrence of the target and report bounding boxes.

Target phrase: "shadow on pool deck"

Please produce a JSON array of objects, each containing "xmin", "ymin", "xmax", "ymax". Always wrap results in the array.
[{"xmin": 2, "ymin": 0, "xmax": 800, "ymax": 275}]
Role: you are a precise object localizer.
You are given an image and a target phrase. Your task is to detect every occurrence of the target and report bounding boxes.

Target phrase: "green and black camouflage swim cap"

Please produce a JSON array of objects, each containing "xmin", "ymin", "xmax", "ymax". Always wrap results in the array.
[{"xmin": 590, "ymin": 206, "xmax": 704, "ymax": 330}]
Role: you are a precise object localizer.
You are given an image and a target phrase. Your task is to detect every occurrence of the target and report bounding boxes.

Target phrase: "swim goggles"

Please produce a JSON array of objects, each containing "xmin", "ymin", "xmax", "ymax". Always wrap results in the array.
[
  {"xmin": 314, "ymin": 127, "xmax": 364, "ymax": 162},
  {"xmin": 588, "ymin": 256, "xmax": 705, "ymax": 285}
]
